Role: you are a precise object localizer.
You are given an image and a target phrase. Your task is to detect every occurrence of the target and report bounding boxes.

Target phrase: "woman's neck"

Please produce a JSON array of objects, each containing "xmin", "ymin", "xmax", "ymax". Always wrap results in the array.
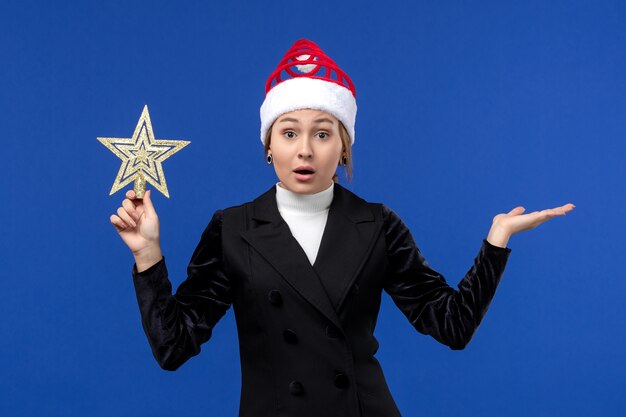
[{"xmin": 275, "ymin": 181, "xmax": 334, "ymax": 214}]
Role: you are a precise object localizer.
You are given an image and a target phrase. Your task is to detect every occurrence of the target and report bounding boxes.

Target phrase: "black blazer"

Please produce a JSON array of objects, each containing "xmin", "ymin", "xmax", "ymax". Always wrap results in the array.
[{"xmin": 132, "ymin": 183, "xmax": 512, "ymax": 417}]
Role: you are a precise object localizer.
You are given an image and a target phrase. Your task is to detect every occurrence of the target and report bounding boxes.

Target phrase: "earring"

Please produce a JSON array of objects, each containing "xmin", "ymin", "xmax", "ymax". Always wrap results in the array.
[
  {"xmin": 340, "ymin": 155, "xmax": 348, "ymax": 166},
  {"xmin": 266, "ymin": 154, "xmax": 273, "ymax": 164}
]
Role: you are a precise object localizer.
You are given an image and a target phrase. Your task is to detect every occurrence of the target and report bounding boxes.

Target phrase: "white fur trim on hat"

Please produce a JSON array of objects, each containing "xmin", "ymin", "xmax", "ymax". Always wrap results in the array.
[{"xmin": 260, "ymin": 77, "xmax": 357, "ymax": 146}]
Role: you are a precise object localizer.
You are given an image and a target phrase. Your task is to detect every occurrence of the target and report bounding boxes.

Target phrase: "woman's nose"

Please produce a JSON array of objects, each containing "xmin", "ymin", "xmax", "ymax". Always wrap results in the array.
[{"xmin": 298, "ymin": 137, "xmax": 313, "ymax": 158}]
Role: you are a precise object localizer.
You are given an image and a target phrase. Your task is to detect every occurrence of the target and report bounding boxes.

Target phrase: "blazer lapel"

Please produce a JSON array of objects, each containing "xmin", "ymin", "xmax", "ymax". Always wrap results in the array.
[
  {"xmin": 313, "ymin": 184, "xmax": 382, "ymax": 312},
  {"xmin": 241, "ymin": 185, "xmax": 342, "ymax": 330}
]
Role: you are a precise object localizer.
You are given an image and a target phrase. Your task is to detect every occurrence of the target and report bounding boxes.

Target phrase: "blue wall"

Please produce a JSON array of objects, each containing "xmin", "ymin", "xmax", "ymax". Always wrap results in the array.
[{"xmin": 1, "ymin": 1, "xmax": 623, "ymax": 415}]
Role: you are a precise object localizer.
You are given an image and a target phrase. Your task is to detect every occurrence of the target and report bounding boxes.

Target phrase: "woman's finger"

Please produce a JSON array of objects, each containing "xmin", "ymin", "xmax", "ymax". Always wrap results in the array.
[
  {"xmin": 533, "ymin": 205, "xmax": 572, "ymax": 226},
  {"xmin": 543, "ymin": 207, "xmax": 564, "ymax": 217},
  {"xmin": 110, "ymin": 214, "xmax": 128, "ymax": 231},
  {"xmin": 557, "ymin": 203, "xmax": 576, "ymax": 213},
  {"xmin": 122, "ymin": 198, "xmax": 140, "ymax": 221},
  {"xmin": 126, "ymin": 189, "xmax": 136, "ymax": 200},
  {"xmin": 507, "ymin": 206, "xmax": 525, "ymax": 215},
  {"xmin": 542, "ymin": 203, "xmax": 575, "ymax": 216},
  {"xmin": 142, "ymin": 190, "xmax": 156, "ymax": 217},
  {"xmin": 117, "ymin": 206, "xmax": 136, "ymax": 228}
]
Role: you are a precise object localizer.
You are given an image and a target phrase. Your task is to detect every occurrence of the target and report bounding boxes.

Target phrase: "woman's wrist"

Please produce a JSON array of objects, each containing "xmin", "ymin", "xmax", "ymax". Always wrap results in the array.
[
  {"xmin": 486, "ymin": 223, "xmax": 511, "ymax": 248},
  {"xmin": 134, "ymin": 243, "xmax": 163, "ymax": 273}
]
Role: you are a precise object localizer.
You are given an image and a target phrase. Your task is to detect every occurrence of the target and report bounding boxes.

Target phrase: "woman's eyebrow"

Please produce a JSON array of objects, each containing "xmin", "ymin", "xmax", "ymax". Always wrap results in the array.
[
  {"xmin": 313, "ymin": 118, "xmax": 335, "ymax": 124},
  {"xmin": 277, "ymin": 117, "xmax": 335, "ymax": 124},
  {"xmin": 278, "ymin": 117, "xmax": 299, "ymax": 123}
]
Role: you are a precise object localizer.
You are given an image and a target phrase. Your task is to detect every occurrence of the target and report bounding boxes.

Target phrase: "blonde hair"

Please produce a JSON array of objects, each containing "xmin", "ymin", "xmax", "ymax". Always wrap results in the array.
[{"xmin": 264, "ymin": 121, "xmax": 353, "ymax": 182}]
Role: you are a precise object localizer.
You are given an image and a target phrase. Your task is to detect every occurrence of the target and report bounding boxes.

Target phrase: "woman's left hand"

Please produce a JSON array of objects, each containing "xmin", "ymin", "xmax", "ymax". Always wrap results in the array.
[{"xmin": 486, "ymin": 203, "xmax": 576, "ymax": 248}]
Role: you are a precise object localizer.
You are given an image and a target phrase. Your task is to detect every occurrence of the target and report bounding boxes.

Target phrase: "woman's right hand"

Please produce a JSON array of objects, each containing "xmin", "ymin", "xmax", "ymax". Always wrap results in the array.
[{"xmin": 110, "ymin": 189, "xmax": 161, "ymax": 256}]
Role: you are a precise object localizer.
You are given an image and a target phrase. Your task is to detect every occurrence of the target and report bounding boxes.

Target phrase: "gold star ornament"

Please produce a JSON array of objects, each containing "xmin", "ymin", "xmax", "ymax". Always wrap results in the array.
[{"xmin": 98, "ymin": 105, "xmax": 190, "ymax": 198}]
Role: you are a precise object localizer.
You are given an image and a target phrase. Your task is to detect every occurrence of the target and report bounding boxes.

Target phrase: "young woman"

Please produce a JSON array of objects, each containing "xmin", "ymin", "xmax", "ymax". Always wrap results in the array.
[{"xmin": 110, "ymin": 39, "xmax": 574, "ymax": 417}]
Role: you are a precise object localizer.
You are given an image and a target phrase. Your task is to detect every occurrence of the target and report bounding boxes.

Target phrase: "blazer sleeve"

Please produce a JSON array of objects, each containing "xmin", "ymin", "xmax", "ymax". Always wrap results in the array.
[
  {"xmin": 382, "ymin": 205, "xmax": 512, "ymax": 350},
  {"xmin": 131, "ymin": 209, "xmax": 233, "ymax": 370}
]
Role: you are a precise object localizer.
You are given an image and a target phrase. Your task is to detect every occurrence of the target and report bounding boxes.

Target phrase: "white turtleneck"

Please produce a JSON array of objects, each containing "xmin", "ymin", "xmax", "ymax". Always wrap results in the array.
[{"xmin": 275, "ymin": 181, "xmax": 334, "ymax": 265}]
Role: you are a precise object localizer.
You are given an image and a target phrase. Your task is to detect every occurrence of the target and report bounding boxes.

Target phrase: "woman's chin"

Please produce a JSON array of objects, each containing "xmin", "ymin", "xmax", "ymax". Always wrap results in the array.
[{"xmin": 280, "ymin": 178, "xmax": 329, "ymax": 195}]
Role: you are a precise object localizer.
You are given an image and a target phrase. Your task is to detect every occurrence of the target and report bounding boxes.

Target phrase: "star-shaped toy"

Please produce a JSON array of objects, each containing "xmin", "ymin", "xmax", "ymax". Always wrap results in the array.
[{"xmin": 98, "ymin": 105, "xmax": 190, "ymax": 198}]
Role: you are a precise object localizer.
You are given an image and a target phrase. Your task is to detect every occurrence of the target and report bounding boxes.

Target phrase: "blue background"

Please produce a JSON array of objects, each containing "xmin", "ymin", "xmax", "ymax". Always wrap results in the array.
[{"xmin": 1, "ymin": 0, "xmax": 624, "ymax": 416}]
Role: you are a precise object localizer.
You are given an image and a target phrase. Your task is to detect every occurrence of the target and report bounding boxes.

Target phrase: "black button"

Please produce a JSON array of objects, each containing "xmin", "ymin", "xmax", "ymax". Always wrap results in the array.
[
  {"xmin": 350, "ymin": 284, "xmax": 360, "ymax": 295},
  {"xmin": 283, "ymin": 329, "xmax": 298, "ymax": 344},
  {"xmin": 268, "ymin": 289, "xmax": 282, "ymax": 306},
  {"xmin": 289, "ymin": 380, "xmax": 304, "ymax": 396},
  {"xmin": 325, "ymin": 324, "xmax": 343, "ymax": 339},
  {"xmin": 334, "ymin": 373, "xmax": 350, "ymax": 389}
]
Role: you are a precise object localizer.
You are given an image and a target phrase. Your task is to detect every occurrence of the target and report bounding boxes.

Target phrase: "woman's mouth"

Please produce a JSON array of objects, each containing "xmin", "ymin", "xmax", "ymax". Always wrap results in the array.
[{"xmin": 294, "ymin": 167, "xmax": 315, "ymax": 181}]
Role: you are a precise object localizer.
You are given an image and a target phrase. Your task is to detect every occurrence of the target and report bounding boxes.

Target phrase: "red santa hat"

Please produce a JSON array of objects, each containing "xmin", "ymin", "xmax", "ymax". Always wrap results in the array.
[{"xmin": 260, "ymin": 39, "xmax": 357, "ymax": 145}]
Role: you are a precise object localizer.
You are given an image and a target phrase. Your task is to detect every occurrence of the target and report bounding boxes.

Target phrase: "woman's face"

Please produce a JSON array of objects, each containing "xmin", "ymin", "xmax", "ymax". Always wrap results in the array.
[{"xmin": 268, "ymin": 108, "xmax": 343, "ymax": 194}]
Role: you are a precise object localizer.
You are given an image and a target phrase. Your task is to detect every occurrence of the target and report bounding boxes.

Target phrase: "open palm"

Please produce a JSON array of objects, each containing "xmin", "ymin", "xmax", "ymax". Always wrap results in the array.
[{"xmin": 493, "ymin": 203, "xmax": 576, "ymax": 236}]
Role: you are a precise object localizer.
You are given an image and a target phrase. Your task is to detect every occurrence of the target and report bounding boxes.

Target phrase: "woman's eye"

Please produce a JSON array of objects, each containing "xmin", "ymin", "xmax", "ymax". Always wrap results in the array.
[
  {"xmin": 317, "ymin": 132, "xmax": 329, "ymax": 139},
  {"xmin": 283, "ymin": 131, "xmax": 296, "ymax": 139}
]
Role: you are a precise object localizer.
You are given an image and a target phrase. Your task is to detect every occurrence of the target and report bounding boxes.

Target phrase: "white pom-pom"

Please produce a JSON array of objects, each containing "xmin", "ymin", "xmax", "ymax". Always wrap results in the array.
[{"xmin": 295, "ymin": 54, "xmax": 317, "ymax": 73}]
